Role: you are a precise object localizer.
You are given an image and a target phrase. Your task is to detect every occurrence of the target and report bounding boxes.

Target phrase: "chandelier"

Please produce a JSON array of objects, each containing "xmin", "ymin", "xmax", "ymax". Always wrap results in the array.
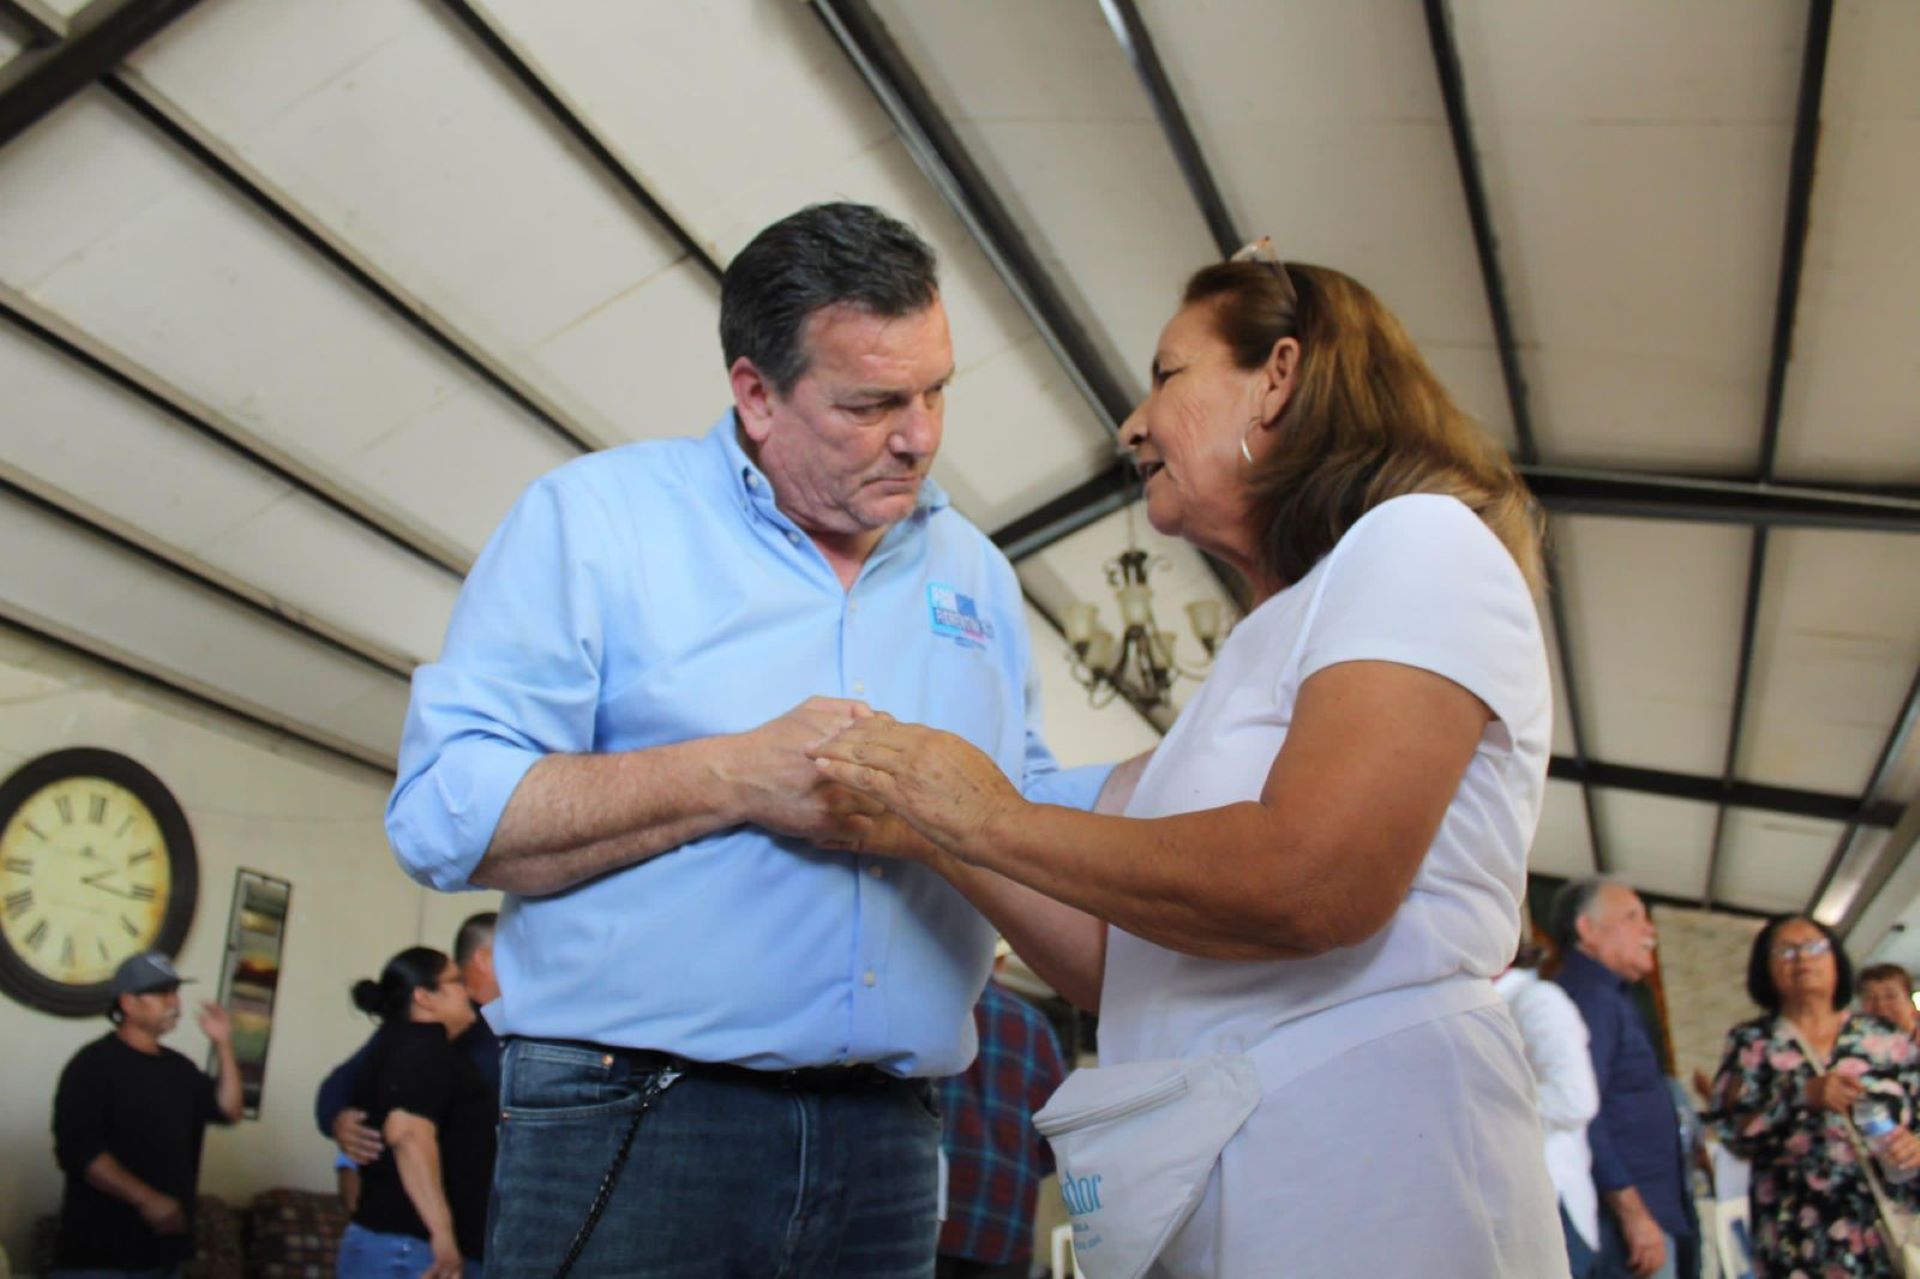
[{"xmin": 1059, "ymin": 509, "xmax": 1229, "ymax": 711}]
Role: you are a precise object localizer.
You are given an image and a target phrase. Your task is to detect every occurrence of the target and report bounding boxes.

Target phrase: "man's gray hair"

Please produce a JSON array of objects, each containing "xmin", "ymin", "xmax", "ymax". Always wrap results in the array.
[
  {"xmin": 453, "ymin": 911, "xmax": 497, "ymax": 968},
  {"xmin": 1547, "ymin": 877, "xmax": 1625, "ymax": 952}
]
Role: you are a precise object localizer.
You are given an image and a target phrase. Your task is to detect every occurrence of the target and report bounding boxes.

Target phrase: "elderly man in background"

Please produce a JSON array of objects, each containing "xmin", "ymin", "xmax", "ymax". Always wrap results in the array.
[{"xmin": 1551, "ymin": 879, "xmax": 1693, "ymax": 1279}]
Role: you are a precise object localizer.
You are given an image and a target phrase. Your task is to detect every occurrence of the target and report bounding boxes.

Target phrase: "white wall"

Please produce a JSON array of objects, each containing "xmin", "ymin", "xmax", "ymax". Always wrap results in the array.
[{"xmin": 0, "ymin": 630, "xmax": 495, "ymax": 1270}]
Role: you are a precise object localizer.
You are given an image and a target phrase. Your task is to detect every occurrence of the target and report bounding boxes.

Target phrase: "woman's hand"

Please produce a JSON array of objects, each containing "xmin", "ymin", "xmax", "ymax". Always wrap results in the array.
[
  {"xmin": 808, "ymin": 714, "xmax": 1026, "ymax": 864},
  {"xmin": 1879, "ymin": 1126, "xmax": 1920, "ymax": 1174},
  {"xmin": 422, "ymin": 1231, "xmax": 464, "ymax": 1279},
  {"xmin": 1804, "ymin": 1073, "xmax": 1865, "ymax": 1114}
]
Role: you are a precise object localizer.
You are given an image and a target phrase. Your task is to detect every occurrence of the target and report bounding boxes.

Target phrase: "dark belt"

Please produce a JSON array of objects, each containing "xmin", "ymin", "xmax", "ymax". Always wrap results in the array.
[{"xmin": 526, "ymin": 1039, "xmax": 909, "ymax": 1094}]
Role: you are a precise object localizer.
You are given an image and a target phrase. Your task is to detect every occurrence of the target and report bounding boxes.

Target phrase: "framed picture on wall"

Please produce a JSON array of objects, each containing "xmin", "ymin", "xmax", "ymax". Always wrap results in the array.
[{"xmin": 212, "ymin": 869, "xmax": 291, "ymax": 1118}]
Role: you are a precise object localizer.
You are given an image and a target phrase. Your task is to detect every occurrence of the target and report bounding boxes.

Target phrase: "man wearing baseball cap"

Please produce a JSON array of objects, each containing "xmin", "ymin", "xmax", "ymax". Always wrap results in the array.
[{"xmin": 49, "ymin": 951, "xmax": 243, "ymax": 1275}]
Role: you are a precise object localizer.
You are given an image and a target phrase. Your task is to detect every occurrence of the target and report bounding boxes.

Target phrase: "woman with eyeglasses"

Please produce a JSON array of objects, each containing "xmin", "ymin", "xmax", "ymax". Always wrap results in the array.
[
  {"xmin": 1707, "ymin": 916, "xmax": 1920, "ymax": 1277},
  {"xmin": 811, "ymin": 246, "xmax": 1565, "ymax": 1274},
  {"xmin": 335, "ymin": 947, "xmax": 493, "ymax": 1279}
]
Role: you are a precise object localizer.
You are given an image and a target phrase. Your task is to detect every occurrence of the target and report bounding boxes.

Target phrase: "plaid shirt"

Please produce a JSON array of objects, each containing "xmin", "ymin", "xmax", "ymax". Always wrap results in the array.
[{"xmin": 936, "ymin": 980, "xmax": 1069, "ymax": 1266}]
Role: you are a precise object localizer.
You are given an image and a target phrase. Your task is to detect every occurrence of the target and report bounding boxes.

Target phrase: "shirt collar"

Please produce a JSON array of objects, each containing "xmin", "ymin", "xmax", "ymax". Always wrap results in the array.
[
  {"xmin": 1561, "ymin": 947, "xmax": 1629, "ymax": 993},
  {"xmin": 706, "ymin": 409, "xmax": 952, "ymax": 524}
]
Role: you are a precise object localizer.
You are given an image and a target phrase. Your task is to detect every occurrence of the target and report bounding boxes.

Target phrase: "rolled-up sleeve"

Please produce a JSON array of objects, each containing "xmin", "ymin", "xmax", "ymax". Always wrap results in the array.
[{"xmin": 387, "ymin": 475, "xmax": 610, "ymax": 890}]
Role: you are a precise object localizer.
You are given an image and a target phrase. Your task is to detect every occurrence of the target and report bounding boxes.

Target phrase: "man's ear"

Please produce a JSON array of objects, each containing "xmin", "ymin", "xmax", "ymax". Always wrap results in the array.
[{"xmin": 730, "ymin": 357, "xmax": 778, "ymax": 445}]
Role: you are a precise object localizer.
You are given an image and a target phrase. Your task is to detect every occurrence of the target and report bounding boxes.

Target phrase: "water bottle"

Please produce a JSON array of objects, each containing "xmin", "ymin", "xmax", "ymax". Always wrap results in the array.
[{"xmin": 1853, "ymin": 1096, "xmax": 1919, "ymax": 1185}]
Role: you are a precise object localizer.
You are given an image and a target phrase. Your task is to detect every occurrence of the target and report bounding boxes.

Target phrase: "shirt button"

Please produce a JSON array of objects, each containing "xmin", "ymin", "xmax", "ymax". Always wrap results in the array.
[
  {"xmin": 852, "ymin": 680, "xmax": 865, "ymax": 694},
  {"xmin": 863, "ymin": 970, "xmax": 877, "ymax": 988},
  {"xmin": 848, "ymin": 600, "xmax": 860, "ymax": 614},
  {"xmin": 786, "ymin": 531, "xmax": 800, "ymax": 545},
  {"xmin": 867, "ymin": 864, "xmax": 884, "ymax": 879},
  {"xmin": 746, "ymin": 474, "xmax": 759, "ymax": 489}
]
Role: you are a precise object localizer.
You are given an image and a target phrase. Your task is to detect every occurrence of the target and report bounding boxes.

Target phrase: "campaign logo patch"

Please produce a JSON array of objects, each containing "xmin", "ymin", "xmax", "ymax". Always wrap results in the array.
[{"xmin": 928, "ymin": 583, "xmax": 994, "ymax": 650}]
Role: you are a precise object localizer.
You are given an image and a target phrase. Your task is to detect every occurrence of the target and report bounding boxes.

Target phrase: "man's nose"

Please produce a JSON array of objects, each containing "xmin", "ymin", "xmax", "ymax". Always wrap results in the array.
[{"xmin": 890, "ymin": 398, "xmax": 940, "ymax": 457}]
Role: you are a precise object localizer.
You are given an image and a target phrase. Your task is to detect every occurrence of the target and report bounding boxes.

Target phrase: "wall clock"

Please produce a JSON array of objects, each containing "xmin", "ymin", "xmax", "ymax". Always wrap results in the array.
[{"xmin": 0, "ymin": 748, "xmax": 198, "ymax": 1016}]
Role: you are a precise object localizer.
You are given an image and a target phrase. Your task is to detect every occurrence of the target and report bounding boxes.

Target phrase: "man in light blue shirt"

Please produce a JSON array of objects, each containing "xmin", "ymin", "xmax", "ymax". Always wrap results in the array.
[{"xmin": 387, "ymin": 203, "xmax": 1110, "ymax": 1277}]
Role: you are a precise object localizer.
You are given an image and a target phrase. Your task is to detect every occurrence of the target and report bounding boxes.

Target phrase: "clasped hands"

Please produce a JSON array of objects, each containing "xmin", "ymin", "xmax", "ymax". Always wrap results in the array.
[{"xmin": 739, "ymin": 696, "xmax": 1022, "ymax": 865}]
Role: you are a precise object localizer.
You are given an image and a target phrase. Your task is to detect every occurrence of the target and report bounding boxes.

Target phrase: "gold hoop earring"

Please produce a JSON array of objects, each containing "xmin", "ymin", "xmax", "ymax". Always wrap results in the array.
[{"xmin": 1239, "ymin": 423, "xmax": 1258, "ymax": 467}]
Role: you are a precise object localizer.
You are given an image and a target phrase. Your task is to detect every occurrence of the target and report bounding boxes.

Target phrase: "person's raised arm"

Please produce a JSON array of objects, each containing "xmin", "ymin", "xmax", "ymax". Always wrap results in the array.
[{"xmin": 199, "ymin": 1002, "xmax": 244, "ymax": 1123}]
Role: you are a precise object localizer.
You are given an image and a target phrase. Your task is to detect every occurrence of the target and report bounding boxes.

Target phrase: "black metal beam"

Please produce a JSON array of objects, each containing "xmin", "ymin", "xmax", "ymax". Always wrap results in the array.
[
  {"xmin": 97, "ymin": 77, "xmax": 606, "ymax": 456},
  {"xmin": 0, "ymin": 0, "xmax": 197, "ymax": 149},
  {"xmin": 0, "ymin": 615, "xmax": 394, "ymax": 777},
  {"xmin": 1548, "ymin": 755, "xmax": 1902, "ymax": 829},
  {"xmin": 813, "ymin": 0, "xmax": 1248, "ymax": 610},
  {"xmin": 432, "ymin": 0, "xmax": 722, "ymax": 285},
  {"xmin": 1423, "ymin": 0, "xmax": 1609, "ymax": 872},
  {"xmin": 1522, "ymin": 467, "xmax": 1920, "ymax": 534},
  {"xmin": 992, "ymin": 463, "xmax": 1133, "ymax": 561},
  {"xmin": 0, "ymin": 296, "xmax": 471, "ymax": 580},
  {"xmin": 1704, "ymin": 0, "xmax": 1832, "ymax": 908},
  {"xmin": 1809, "ymin": 663, "xmax": 1920, "ymax": 916},
  {"xmin": 810, "ymin": 0, "xmax": 1135, "ymax": 429},
  {"xmin": 1097, "ymin": 0, "xmax": 1241, "ymax": 258}
]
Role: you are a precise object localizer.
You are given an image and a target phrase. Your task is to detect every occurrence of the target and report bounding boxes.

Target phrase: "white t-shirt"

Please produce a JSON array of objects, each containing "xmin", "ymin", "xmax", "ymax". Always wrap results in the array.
[
  {"xmin": 1496, "ymin": 967, "xmax": 1601, "ymax": 1248},
  {"xmin": 1099, "ymin": 494, "xmax": 1552, "ymax": 1082}
]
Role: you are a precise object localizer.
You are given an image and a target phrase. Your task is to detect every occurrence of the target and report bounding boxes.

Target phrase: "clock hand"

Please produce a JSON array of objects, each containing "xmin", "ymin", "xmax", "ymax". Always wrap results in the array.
[{"xmin": 82, "ymin": 879, "xmax": 136, "ymax": 900}]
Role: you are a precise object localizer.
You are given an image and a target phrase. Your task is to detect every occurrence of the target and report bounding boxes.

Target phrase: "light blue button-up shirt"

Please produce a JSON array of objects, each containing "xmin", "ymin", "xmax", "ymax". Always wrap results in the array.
[{"xmin": 388, "ymin": 411, "xmax": 1107, "ymax": 1076}]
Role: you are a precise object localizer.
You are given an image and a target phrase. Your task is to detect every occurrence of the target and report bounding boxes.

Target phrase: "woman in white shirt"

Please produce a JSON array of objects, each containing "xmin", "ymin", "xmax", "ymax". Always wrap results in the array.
[
  {"xmin": 1498, "ymin": 945, "xmax": 1602, "ymax": 1277},
  {"xmin": 813, "ymin": 243, "xmax": 1564, "ymax": 1275}
]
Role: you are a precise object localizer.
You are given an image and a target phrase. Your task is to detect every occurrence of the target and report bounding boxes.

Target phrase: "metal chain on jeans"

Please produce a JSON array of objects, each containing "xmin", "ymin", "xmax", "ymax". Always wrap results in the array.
[{"xmin": 551, "ymin": 1067, "xmax": 681, "ymax": 1279}]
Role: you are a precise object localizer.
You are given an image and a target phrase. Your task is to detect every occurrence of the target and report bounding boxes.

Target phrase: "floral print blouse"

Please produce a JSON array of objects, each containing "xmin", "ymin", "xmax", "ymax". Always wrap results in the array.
[{"xmin": 1709, "ymin": 1013, "xmax": 1920, "ymax": 1278}]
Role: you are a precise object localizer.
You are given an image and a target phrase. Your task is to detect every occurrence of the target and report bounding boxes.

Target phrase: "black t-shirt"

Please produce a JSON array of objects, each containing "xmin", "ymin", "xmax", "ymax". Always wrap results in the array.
[
  {"xmin": 52, "ymin": 1032, "xmax": 227, "ymax": 1269},
  {"xmin": 350, "ymin": 1021, "xmax": 498, "ymax": 1260}
]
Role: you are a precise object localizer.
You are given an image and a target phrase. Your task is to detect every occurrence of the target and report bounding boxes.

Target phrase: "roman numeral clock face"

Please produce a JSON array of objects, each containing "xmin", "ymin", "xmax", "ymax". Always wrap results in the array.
[{"xmin": 0, "ymin": 750, "xmax": 196, "ymax": 1016}]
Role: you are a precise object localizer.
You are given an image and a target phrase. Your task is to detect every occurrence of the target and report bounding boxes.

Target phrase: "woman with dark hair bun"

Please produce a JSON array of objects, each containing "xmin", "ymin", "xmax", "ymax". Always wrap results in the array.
[
  {"xmin": 335, "ymin": 947, "xmax": 492, "ymax": 1279},
  {"xmin": 1709, "ymin": 915, "xmax": 1920, "ymax": 1276}
]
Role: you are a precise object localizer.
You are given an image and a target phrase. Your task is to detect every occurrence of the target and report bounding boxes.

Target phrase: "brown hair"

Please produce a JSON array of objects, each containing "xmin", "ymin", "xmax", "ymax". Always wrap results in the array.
[
  {"xmin": 1183, "ymin": 260, "xmax": 1543, "ymax": 592},
  {"xmin": 1860, "ymin": 962, "xmax": 1914, "ymax": 994}
]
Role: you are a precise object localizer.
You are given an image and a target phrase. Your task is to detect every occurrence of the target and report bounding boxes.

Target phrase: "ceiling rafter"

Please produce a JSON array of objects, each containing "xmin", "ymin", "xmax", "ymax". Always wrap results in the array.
[
  {"xmin": 1097, "ymin": 0, "xmax": 1241, "ymax": 259},
  {"xmin": 0, "ymin": 289, "xmax": 472, "ymax": 580},
  {"xmin": 1548, "ymin": 755, "xmax": 1902, "ymax": 831},
  {"xmin": 96, "ymin": 73, "xmax": 614, "ymax": 455},
  {"xmin": 0, "ymin": 0, "xmax": 196, "ymax": 149},
  {"xmin": 812, "ymin": 0, "xmax": 1137, "ymax": 430},
  {"xmin": 432, "ymin": 0, "xmax": 723, "ymax": 285},
  {"xmin": 1818, "ymin": 664, "xmax": 1920, "ymax": 927},
  {"xmin": 1703, "ymin": 0, "xmax": 1833, "ymax": 910},
  {"xmin": 0, "ymin": 465, "xmax": 418, "ymax": 679},
  {"xmin": 1423, "ymin": 0, "xmax": 1606, "ymax": 874},
  {"xmin": 0, "ymin": 615, "xmax": 394, "ymax": 776}
]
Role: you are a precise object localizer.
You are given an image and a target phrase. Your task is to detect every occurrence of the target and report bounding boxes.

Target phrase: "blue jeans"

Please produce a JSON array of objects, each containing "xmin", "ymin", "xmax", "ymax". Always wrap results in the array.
[
  {"xmin": 484, "ymin": 1039, "xmax": 940, "ymax": 1277},
  {"xmin": 336, "ymin": 1222, "xmax": 482, "ymax": 1278}
]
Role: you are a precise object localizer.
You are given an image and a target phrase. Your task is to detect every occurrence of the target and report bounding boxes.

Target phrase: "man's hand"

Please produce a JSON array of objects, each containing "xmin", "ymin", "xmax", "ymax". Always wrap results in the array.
[
  {"xmin": 723, "ymin": 697, "xmax": 875, "ymax": 842},
  {"xmin": 808, "ymin": 714, "xmax": 1026, "ymax": 864},
  {"xmin": 197, "ymin": 1001, "xmax": 232, "ymax": 1046},
  {"xmin": 1613, "ymin": 1192, "xmax": 1667, "ymax": 1278},
  {"xmin": 333, "ymin": 1106, "xmax": 384, "ymax": 1165},
  {"xmin": 138, "ymin": 1191, "xmax": 187, "ymax": 1236},
  {"xmin": 1805, "ymin": 1073, "xmax": 1866, "ymax": 1114}
]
